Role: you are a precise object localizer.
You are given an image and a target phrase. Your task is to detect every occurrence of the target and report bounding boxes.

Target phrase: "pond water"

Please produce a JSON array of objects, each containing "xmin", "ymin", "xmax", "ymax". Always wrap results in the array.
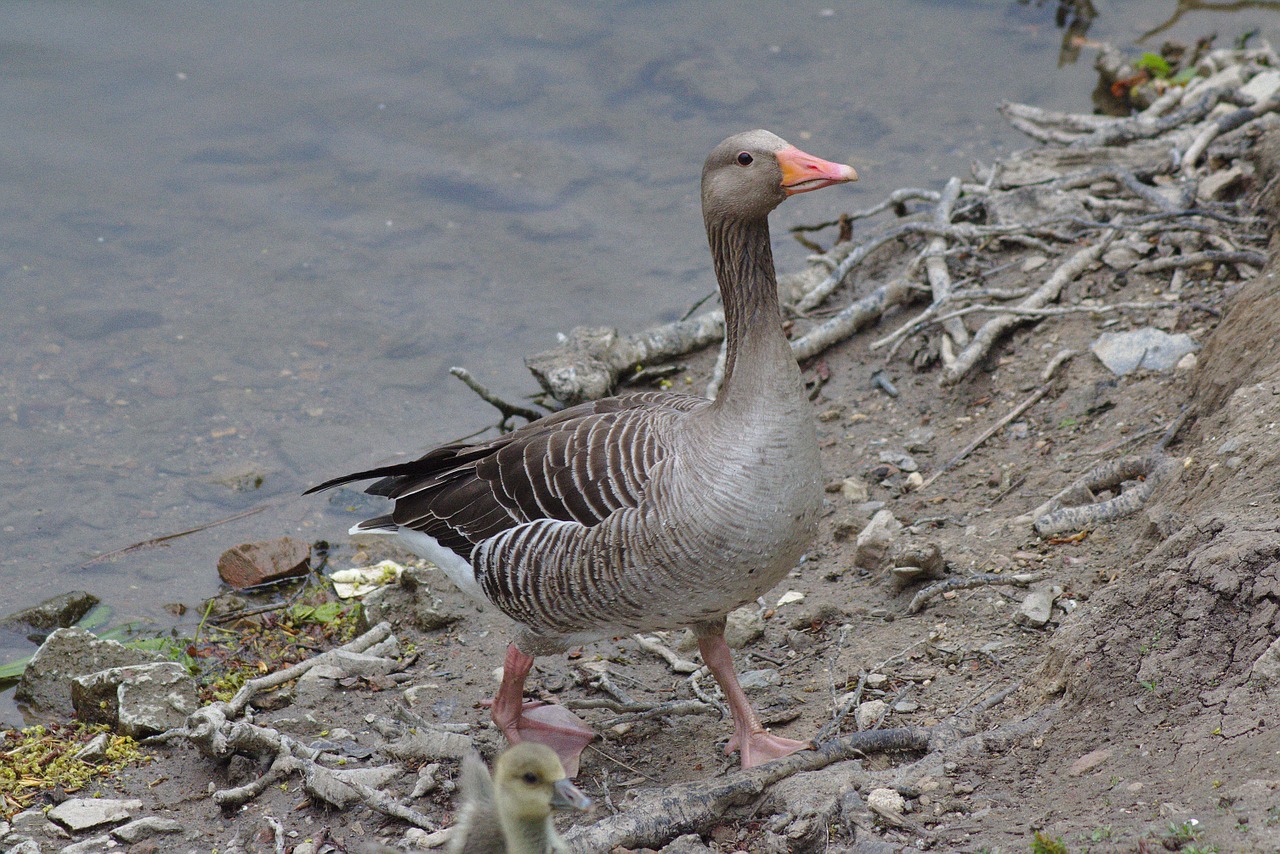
[{"xmin": 3, "ymin": 1, "xmax": 1278, "ymax": 723}]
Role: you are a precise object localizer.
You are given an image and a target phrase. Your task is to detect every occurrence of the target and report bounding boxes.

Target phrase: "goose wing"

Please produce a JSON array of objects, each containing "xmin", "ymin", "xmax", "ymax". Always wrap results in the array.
[{"xmin": 307, "ymin": 391, "xmax": 705, "ymax": 560}]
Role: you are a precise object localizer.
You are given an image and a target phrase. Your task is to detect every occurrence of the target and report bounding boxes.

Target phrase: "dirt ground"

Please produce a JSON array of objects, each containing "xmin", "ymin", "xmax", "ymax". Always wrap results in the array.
[{"xmin": 20, "ymin": 125, "xmax": 1280, "ymax": 854}]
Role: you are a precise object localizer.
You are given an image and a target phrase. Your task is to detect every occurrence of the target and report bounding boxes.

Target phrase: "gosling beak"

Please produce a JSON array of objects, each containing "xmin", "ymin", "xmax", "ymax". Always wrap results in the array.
[
  {"xmin": 777, "ymin": 145, "xmax": 858, "ymax": 195},
  {"xmin": 551, "ymin": 778, "xmax": 593, "ymax": 812}
]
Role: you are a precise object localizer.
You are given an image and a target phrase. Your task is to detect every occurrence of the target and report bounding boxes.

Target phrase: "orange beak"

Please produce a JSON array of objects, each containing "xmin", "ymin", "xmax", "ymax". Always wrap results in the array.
[{"xmin": 777, "ymin": 145, "xmax": 858, "ymax": 195}]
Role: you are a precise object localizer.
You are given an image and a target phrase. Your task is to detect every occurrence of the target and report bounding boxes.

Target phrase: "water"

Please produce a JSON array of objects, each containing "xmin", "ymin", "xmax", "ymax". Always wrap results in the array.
[{"xmin": 3, "ymin": 1, "xmax": 1278, "ymax": 722}]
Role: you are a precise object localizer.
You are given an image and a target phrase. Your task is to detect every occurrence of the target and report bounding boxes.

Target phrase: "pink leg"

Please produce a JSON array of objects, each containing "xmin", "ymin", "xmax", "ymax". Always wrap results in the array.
[
  {"xmin": 697, "ymin": 633, "xmax": 812, "ymax": 769},
  {"xmin": 487, "ymin": 643, "xmax": 594, "ymax": 777}
]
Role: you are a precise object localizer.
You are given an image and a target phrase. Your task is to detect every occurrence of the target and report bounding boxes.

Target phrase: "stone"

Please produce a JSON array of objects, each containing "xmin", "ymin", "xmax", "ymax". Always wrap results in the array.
[
  {"xmin": 738, "ymin": 669, "xmax": 780, "ymax": 692},
  {"xmin": 890, "ymin": 542, "xmax": 945, "ymax": 584},
  {"xmin": 15, "ymin": 628, "xmax": 166, "ymax": 717},
  {"xmin": 47, "ymin": 798, "xmax": 141, "ymax": 832},
  {"xmin": 0, "ymin": 591, "xmax": 99, "ymax": 638},
  {"xmin": 1068, "ymin": 747, "xmax": 1113, "ymax": 776},
  {"xmin": 866, "ymin": 787, "xmax": 907, "ymax": 819},
  {"xmin": 856, "ymin": 699, "xmax": 888, "ymax": 730},
  {"xmin": 216, "ymin": 535, "xmax": 311, "ymax": 588},
  {"xmin": 1196, "ymin": 166, "xmax": 1246, "ymax": 203},
  {"xmin": 3, "ymin": 839, "xmax": 41, "ymax": 854},
  {"xmin": 1015, "ymin": 585, "xmax": 1064, "ymax": 628},
  {"xmin": 57, "ymin": 835, "xmax": 118, "ymax": 853},
  {"xmin": 1250, "ymin": 634, "xmax": 1280, "ymax": 684},
  {"xmin": 71, "ymin": 662, "xmax": 198, "ymax": 738},
  {"xmin": 854, "ymin": 510, "xmax": 901, "ymax": 570},
  {"xmin": 360, "ymin": 566, "xmax": 461, "ymax": 632},
  {"xmin": 1102, "ymin": 245, "xmax": 1143, "ymax": 271},
  {"xmin": 109, "ymin": 817, "xmax": 184, "ymax": 844},
  {"xmin": 73, "ymin": 732, "xmax": 112, "ymax": 764},
  {"xmin": 659, "ymin": 835, "xmax": 717, "ymax": 853},
  {"xmin": 1091, "ymin": 328, "xmax": 1199, "ymax": 376},
  {"xmin": 839, "ymin": 477, "xmax": 869, "ymax": 503}
]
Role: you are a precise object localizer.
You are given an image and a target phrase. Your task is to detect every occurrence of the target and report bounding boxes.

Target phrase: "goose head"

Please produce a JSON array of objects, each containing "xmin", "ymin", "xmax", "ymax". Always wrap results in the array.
[
  {"xmin": 493, "ymin": 742, "xmax": 592, "ymax": 823},
  {"xmin": 701, "ymin": 129, "xmax": 857, "ymax": 223}
]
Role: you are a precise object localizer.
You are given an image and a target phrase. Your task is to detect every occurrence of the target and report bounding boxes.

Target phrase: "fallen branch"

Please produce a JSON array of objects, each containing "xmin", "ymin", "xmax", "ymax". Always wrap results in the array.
[
  {"xmin": 449, "ymin": 367, "xmax": 544, "ymax": 426},
  {"xmin": 1026, "ymin": 453, "xmax": 1181, "ymax": 537},
  {"xmin": 907, "ymin": 571, "xmax": 1049, "ymax": 615},
  {"xmin": 562, "ymin": 728, "xmax": 929, "ymax": 852},
  {"xmin": 940, "ymin": 231, "xmax": 1114, "ymax": 385}
]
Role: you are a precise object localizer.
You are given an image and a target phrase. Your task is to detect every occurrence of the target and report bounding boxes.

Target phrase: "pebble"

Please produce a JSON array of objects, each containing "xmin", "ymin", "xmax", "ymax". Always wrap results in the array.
[
  {"xmin": 839, "ymin": 477, "xmax": 869, "ymax": 503},
  {"xmin": 724, "ymin": 606, "xmax": 765, "ymax": 649},
  {"xmin": 1068, "ymin": 747, "xmax": 1113, "ymax": 776},
  {"xmin": 1016, "ymin": 585, "xmax": 1064, "ymax": 628},
  {"xmin": 739, "ymin": 669, "xmax": 780, "ymax": 692},
  {"xmin": 856, "ymin": 699, "xmax": 887, "ymax": 729},
  {"xmin": 775, "ymin": 590, "xmax": 805, "ymax": 607},
  {"xmin": 110, "ymin": 817, "xmax": 184, "ymax": 843}
]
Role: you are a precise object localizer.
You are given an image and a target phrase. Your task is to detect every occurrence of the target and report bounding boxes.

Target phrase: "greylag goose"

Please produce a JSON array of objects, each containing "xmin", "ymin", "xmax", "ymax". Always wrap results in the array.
[
  {"xmin": 308, "ymin": 130, "xmax": 856, "ymax": 775},
  {"xmin": 447, "ymin": 743, "xmax": 591, "ymax": 854}
]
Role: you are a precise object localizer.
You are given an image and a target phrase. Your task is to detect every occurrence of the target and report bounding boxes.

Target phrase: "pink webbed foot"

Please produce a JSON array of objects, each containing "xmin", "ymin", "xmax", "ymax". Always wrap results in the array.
[
  {"xmin": 726, "ymin": 728, "xmax": 812, "ymax": 769},
  {"xmin": 487, "ymin": 643, "xmax": 595, "ymax": 777},
  {"xmin": 697, "ymin": 632, "xmax": 814, "ymax": 770}
]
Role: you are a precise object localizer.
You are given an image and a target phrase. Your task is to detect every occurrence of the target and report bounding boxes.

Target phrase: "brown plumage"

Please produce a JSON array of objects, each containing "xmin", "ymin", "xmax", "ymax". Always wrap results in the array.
[{"xmin": 308, "ymin": 130, "xmax": 857, "ymax": 775}]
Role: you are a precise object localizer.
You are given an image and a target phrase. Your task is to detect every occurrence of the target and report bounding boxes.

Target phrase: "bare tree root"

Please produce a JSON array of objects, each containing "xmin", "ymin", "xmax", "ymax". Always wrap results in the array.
[
  {"xmin": 1018, "ymin": 452, "xmax": 1182, "ymax": 536},
  {"xmin": 562, "ymin": 728, "xmax": 930, "ymax": 852},
  {"xmin": 144, "ymin": 623, "xmax": 441, "ymax": 827},
  {"xmin": 907, "ymin": 571, "xmax": 1050, "ymax": 615},
  {"xmin": 449, "ymin": 366, "xmax": 544, "ymax": 427}
]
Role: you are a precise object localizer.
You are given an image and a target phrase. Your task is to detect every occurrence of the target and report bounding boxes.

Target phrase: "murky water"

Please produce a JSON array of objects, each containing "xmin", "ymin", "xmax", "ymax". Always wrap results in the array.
[{"xmin": 3, "ymin": 1, "xmax": 1278, "ymax": 722}]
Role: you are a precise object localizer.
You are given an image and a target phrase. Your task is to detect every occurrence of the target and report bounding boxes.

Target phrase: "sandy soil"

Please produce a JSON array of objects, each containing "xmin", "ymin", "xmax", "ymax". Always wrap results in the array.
[{"xmin": 15, "ymin": 121, "xmax": 1280, "ymax": 854}]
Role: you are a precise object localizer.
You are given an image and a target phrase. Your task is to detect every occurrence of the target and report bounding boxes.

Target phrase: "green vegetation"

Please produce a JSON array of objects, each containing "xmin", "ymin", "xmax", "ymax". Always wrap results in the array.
[{"xmin": 0, "ymin": 724, "xmax": 146, "ymax": 819}]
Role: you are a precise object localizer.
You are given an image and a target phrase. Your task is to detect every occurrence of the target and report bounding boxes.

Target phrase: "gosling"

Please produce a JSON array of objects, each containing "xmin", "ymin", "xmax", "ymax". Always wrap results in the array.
[{"xmin": 448, "ymin": 743, "xmax": 592, "ymax": 854}]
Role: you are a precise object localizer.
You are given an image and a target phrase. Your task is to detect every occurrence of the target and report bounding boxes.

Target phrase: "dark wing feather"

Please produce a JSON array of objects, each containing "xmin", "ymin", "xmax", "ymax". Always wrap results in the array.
[{"xmin": 307, "ymin": 392, "xmax": 706, "ymax": 561}]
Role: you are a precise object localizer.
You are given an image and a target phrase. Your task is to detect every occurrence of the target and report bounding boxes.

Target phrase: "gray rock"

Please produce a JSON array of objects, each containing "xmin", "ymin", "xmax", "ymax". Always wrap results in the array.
[
  {"xmin": 1015, "ymin": 585, "xmax": 1064, "ymax": 628},
  {"xmin": 659, "ymin": 835, "xmax": 716, "ymax": 853},
  {"xmin": 47, "ymin": 798, "xmax": 141, "ymax": 832},
  {"xmin": 1250, "ymin": 634, "xmax": 1280, "ymax": 684},
  {"xmin": 738, "ymin": 669, "xmax": 780, "ymax": 692},
  {"xmin": 877, "ymin": 450, "xmax": 918, "ymax": 473},
  {"xmin": 0, "ymin": 591, "xmax": 99, "ymax": 638},
  {"xmin": 4, "ymin": 838, "xmax": 41, "ymax": 854},
  {"xmin": 839, "ymin": 477, "xmax": 869, "ymax": 503},
  {"xmin": 109, "ymin": 816, "xmax": 184, "ymax": 843},
  {"xmin": 15, "ymin": 628, "xmax": 166, "ymax": 718},
  {"xmin": 361, "ymin": 566, "xmax": 461, "ymax": 632},
  {"xmin": 71, "ymin": 661, "xmax": 198, "ymax": 738},
  {"xmin": 1091, "ymin": 328, "xmax": 1199, "ymax": 376},
  {"xmin": 58, "ymin": 835, "xmax": 118, "ymax": 853},
  {"xmin": 8, "ymin": 810, "xmax": 51, "ymax": 835},
  {"xmin": 73, "ymin": 732, "xmax": 112, "ymax": 764},
  {"xmin": 854, "ymin": 510, "xmax": 901, "ymax": 571}
]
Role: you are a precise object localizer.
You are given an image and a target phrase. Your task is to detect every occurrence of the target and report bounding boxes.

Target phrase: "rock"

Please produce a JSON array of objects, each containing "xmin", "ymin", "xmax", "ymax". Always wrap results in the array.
[
  {"xmin": 1102, "ymin": 245, "xmax": 1143, "ymax": 270},
  {"xmin": 839, "ymin": 477, "xmax": 869, "ymax": 503},
  {"xmin": 1091, "ymin": 328, "xmax": 1199, "ymax": 376},
  {"xmin": 1015, "ymin": 585, "xmax": 1064, "ymax": 628},
  {"xmin": 738, "ymin": 669, "xmax": 780, "ymax": 692},
  {"xmin": 854, "ymin": 510, "xmax": 901, "ymax": 571},
  {"xmin": 109, "ymin": 817, "xmax": 184, "ymax": 844},
  {"xmin": 0, "ymin": 591, "xmax": 99, "ymax": 639},
  {"xmin": 1250, "ymin": 634, "xmax": 1280, "ymax": 684},
  {"xmin": 71, "ymin": 662, "xmax": 198, "ymax": 738},
  {"xmin": 889, "ymin": 542, "xmax": 946, "ymax": 587},
  {"xmin": 775, "ymin": 590, "xmax": 805, "ymax": 607},
  {"xmin": 15, "ymin": 628, "xmax": 166, "ymax": 717},
  {"xmin": 724, "ymin": 606, "xmax": 765, "ymax": 649},
  {"xmin": 3, "ymin": 838, "xmax": 41, "ymax": 854},
  {"xmin": 856, "ymin": 699, "xmax": 888, "ymax": 730},
  {"xmin": 216, "ymin": 535, "xmax": 311, "ymax": 588},
  {"xmin": 1176, "ymin": 352, "xmax": 1198, "ymax": 371},
  {"xmin": 360, "ymin": 566, "xmax": 461, "ymax": 632},
  {"xmin": 57, "ymin": 835, "xmax": 118, "ymax": 853},
  {"xmin": 1197, "ymin": 165, "xmax": 1247, "ymax": 203},
  {"xmin": 1068, "ymin": 747, "xmax": 1113, "ymax": 776},
  {"xmin": 73, "ymin": 732, "xmax": 112, "ymax": 763},
  {"xmin": 659, "ymin": 835, "xmax": 717, "ymax": 853},
  {"xmin": 878, "ymin": 450, "xmax": 918, "ymax": 472},
  {"xmin": 904, "ymin": 428, "xmax": 935, "ymax": 453},
  {"xmin": 865, "ymin": 788, "xmax": 907, "ymax": 821},
  {"xmin": 47, "ymin": 798, "xmax": 141, "ymax": 832}
]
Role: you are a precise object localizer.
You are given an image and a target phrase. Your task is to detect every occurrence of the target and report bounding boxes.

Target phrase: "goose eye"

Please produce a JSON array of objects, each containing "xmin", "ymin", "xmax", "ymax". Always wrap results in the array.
[
  {"xmin": 522, "ymin": 772, "xmax": 539, "ymax": 784},
  {"xmin": 736, "ymin": 151, "xmax": 753, "ymax": 166}
]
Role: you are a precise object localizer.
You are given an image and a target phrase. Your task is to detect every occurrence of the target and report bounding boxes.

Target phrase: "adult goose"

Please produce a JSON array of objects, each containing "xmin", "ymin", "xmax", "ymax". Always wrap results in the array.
[
  {"xmin": 308, "ymin": 130, "xmax": 856, "ymax": 775},
  {"xmin": 447, "ymin": 743, "xmax": 592, "ymax": 854}
]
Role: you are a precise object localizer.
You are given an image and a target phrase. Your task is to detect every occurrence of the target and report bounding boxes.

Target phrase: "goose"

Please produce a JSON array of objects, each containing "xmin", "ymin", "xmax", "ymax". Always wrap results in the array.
[
  {"xmin": 447, "ymin": 743, "xmax": 592, "ymax": 854},
  {"xmin": 308, "ymin": 129, "xmax": 857, "ymax": 775}
]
